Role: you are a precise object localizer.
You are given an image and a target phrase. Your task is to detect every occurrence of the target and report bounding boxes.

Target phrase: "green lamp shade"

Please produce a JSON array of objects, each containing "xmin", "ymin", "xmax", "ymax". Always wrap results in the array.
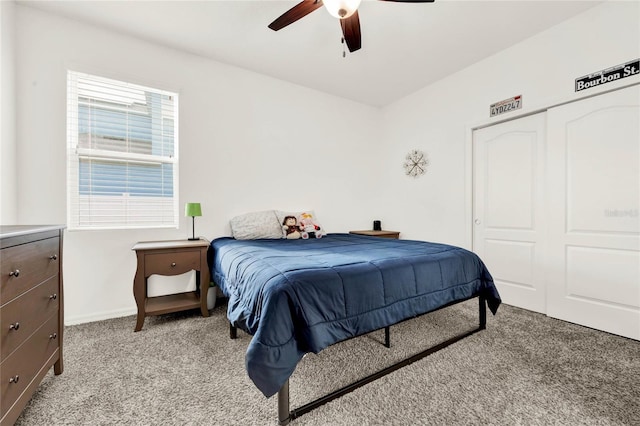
[{"xmin": 185, "ymin": 203, "xmax": 202, "ymax": 217}]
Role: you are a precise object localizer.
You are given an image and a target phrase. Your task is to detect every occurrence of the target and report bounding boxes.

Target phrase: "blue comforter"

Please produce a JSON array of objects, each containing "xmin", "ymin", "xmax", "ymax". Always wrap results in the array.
[{"xmin": 209, "ymin": 234, "xmax": 500, "ymax": 397}]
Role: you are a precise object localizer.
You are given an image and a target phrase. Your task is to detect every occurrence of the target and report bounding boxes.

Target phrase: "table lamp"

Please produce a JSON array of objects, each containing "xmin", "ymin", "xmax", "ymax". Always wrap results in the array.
[{"xmin": 185, "ymin": 202, "xmax": 202, "ymax": 241}]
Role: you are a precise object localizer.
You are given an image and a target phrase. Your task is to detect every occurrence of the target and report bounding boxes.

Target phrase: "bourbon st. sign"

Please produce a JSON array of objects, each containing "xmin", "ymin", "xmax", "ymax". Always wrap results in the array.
[{"xmin": 575, "ymin": 59, "xmax": 639, "ymax": 92}]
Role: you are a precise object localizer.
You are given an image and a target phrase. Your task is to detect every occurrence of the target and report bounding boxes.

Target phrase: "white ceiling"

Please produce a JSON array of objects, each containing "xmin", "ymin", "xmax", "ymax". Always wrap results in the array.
[{"xmin": 17, "ymin": 0, "xmax": 602, "ymax": 107}]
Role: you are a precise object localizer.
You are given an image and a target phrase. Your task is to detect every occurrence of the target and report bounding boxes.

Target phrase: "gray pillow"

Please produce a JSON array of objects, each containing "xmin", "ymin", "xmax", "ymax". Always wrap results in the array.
[{"xmin": 230, "ymin": 210, "xmax": 283, "ymax": 240}]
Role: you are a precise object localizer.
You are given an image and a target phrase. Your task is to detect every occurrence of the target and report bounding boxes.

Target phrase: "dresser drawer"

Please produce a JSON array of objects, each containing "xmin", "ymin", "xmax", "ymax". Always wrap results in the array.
[
  {"xmin": 145, "ymin": 250, "xmax": 201, "ymax": 277},
  {"xmin": 1, "ymin": 276, "xmax": 59, "ymax": 361},
  {"xmin": 0, "ymin": 314, "xmax": 59, "ymax": 417},
  {"xmin": 1, "ymin": 237, "xmax": 60, "ymax": 304}
]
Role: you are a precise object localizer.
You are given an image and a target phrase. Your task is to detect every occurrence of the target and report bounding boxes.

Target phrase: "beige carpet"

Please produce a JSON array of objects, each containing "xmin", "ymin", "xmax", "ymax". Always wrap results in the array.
[{"xmin": 16, "ymin": 300, "xmax": 640, "ymax": 425}]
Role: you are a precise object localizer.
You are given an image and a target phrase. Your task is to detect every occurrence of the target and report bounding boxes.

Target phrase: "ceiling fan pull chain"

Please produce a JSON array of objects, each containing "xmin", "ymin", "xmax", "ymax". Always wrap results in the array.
[{"xmin": 341, "ymin": 37, "xmax": 346, "ymax": 58}]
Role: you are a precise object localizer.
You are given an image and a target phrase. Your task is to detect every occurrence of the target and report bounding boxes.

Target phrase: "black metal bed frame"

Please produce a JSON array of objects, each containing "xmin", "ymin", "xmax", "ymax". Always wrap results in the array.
[{"xmin": 230, "ymin": 294, "xmax": 488, "ymax": 425}]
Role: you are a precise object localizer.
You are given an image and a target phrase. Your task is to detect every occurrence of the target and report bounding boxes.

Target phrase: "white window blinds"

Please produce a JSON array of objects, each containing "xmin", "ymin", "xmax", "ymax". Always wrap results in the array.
[{"xmin": 67, "ymin": 71, "xmax": 179, "ymax": 230}]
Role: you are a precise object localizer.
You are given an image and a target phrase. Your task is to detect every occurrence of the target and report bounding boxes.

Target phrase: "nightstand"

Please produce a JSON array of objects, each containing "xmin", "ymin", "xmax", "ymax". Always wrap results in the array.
[
  {"xmin": 349, "ymin": 230, "xmax": 400, "ymax": 239},
  {"xmin": 132, "ymin": 239, "xmax": 210, "ymax": 332}
]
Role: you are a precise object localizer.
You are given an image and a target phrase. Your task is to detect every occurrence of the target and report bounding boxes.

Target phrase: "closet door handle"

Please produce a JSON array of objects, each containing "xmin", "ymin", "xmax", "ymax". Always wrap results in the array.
[{"xmin": 9, "ymin": 269, "xmax": 20, "ymax": 277}]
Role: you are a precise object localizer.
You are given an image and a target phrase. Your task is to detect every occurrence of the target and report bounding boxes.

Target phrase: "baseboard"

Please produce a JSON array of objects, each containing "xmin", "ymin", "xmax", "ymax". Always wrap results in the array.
[{"xmin": 65, "ymin": 307, "xmax": 137, "ymax": 326}]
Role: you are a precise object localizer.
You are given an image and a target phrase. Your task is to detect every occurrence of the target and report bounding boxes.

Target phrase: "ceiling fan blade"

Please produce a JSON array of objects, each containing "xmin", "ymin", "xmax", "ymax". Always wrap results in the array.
[
  {"xmin": 268, "ymin": 0, "xmax": 324, "ymax": 31},
  {"xmin": 340, "ymin": 10, "xmax": 361, "ymax": 53}
]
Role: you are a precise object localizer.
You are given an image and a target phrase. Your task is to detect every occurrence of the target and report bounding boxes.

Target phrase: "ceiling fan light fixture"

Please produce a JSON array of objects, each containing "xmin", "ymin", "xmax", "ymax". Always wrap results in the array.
[{"xmin": 323, "ymin": 0, "xmax": 362, "ymax": 19}]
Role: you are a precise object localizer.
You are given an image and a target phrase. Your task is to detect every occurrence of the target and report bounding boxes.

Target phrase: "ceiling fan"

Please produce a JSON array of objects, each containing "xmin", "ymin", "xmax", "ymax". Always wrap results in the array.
[{"xmin": 268, "ymin": 0, "xmax": 435, "ymax": 54}]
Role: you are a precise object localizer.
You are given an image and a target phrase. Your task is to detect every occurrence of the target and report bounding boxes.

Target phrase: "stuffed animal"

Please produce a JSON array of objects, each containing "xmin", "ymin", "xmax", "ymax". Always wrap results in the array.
[
  {"xmin": 299, "ymin": 212, "xmax": 323, "ymax": 239},
  {"xmin": 282, "ymin": 215, "xmax": 301, "ymax": 239}
]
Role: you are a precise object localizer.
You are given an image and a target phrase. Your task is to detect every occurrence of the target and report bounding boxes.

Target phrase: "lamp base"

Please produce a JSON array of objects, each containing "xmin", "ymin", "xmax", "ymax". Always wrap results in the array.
[{"xmin": 188, "ymin": 237, "xmax": 200, "ymax": 241}]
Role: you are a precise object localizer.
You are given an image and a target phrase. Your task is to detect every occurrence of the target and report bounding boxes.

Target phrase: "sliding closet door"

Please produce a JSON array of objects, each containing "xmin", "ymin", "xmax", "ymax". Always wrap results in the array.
[
  {"xmin": 546, "ymin": 85, "xmax": 640, "ymax": 340},
  {"xmin": 473, "ymin": 112, "xmax": 547, "ymax": 314}
]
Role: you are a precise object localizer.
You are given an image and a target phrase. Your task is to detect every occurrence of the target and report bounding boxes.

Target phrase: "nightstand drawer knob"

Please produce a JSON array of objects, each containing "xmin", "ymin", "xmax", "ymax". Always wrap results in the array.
[
  {"xmin": 171, "ymin": 262, "xmax": 176, "ymax": 267},
  {"xmin": 50, "ymin": 332, "xmax": 58, "ymax": 339},
  {"xmin": 9, "ymin": 375, "xmax": 19, "ymax": 384},
  {"xmin": 49, "ymin": 254, "xmax": 58, "ymax": 260},
  {"xmin": 9, "ymin": 269, "xmax": 20, "ymax": 277},
  {"xmin": 50, "ymin": 293, "xmax": 58, "ymax": 300},
  {"xmin": 9, "ymin": 322, "xmax": 20, "ymax": 331}
]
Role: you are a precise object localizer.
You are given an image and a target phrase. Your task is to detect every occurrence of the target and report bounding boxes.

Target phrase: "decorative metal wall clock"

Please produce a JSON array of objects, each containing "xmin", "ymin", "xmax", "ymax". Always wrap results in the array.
[{"xmin": 403, "ymin": 149, "xmax": 428, "ymax": 178}]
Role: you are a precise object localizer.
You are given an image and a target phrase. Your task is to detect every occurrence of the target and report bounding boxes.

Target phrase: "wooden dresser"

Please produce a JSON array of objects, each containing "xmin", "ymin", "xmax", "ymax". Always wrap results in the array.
[{"xmin": 0, "ymin": 225, "xmax": 64, "ymax": 426}]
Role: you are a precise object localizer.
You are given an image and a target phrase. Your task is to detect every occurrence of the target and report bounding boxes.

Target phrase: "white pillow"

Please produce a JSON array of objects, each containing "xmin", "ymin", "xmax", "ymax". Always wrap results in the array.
[{"xmin": 230, "ymin": 210, "xmax": 283, "ymax": 240}]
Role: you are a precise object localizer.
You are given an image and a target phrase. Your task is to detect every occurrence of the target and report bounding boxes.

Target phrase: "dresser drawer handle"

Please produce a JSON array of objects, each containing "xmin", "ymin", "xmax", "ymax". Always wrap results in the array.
[
  {"xmin": 9, "ymin": 269, "xmax": 20, "ymax": 278},
  {"xmin": 171, "ymin": 262, "xmax": 177, "ymax": 267},
  {"xmin": 9, "ymin": 322, "xmax": 20, "ymax": 331},
  {"xmin": 50, "ymin": 332, "xmax": 58, "ymax": 339},
  {"xmin": 9, "ymin": 375, "xmax": 19, "ymax": 384},
  {"xmin": 50, "ymin": 293, "xmax": 58, "ymax": 300},
  {"xmin": 49, "ymin": 254, "xmax": 58, "ymax": 260}
]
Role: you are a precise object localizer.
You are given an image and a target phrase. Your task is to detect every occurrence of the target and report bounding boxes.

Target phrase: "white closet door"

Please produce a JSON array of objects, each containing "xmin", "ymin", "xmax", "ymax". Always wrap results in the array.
[
  {"xmin": 546, "ymin": 85, "xmax": 640, "ymax": 340},
  {"xmin": 473, "ymin": 112, "xmax": 547, "ymax": 313}
]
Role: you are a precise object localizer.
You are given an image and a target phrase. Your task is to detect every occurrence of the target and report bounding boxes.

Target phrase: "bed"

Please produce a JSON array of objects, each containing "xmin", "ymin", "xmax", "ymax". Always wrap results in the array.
[{"xmin": 209, "ymin": 233, "xmax": 500, "ymax": 423}]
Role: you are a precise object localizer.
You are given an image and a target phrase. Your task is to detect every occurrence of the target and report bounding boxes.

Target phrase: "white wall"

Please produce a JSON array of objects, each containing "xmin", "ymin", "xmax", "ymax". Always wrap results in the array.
[
  {"xmin": 9, "ymin": 1, "xmax": 640, "ymax": 325},
  {"xmin": 379, "ymin": 1, "xmax": 640, "ymax": 247},
  {"xmin": 0, "ymin": 1, "xmax": 17, "ymax": 224},
  {"xmin": 13, "ymin": 6, "xmax": 383, "ymax": 324}
]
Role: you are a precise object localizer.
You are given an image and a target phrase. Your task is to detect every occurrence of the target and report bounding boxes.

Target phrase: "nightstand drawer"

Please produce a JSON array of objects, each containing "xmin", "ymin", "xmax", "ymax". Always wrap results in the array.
[
  {"xmin": 0, "ymin": 314, "xmax": 59, "ymax": 417},
  {"xmin": 1, "ymin": 237, "xmax": 60, "ymax": 304},
  {"xmin": 1, "ymin": 276, "xmax": 60, "ymax": 361},
  {"xmin": 145, "ymin": 250, "xmax": 201, "ymax": 277},
  {"xmin": 374, "ymin": 233, "xmax": 400, "ymax": 239},
  {"xmin": 349, "ymin": 230, "xmax": 400, "ymax": 239}
]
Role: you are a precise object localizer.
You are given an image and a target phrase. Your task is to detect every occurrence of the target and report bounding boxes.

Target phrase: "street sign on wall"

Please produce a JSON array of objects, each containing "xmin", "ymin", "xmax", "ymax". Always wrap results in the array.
[{"xmin": 575, "ymin": 58, "xmax": 639, "ymax": 92}]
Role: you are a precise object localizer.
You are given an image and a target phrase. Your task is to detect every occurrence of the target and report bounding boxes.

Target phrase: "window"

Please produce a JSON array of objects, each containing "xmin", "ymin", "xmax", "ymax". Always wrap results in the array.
[{"xmin": 67, "ymin": 71, "xmax": 179, "ymax": 230}]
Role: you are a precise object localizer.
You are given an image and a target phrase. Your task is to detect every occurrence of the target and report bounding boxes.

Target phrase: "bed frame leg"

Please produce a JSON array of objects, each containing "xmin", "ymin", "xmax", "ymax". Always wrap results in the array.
[
  {"xmin": 229, "ymin": 322, "xmax": 237, "ymax": 339},
  {"xmin": 384, "ymin": 326, "xmax": 391, "ymax": 348},
  {"xmin": 278, "ymin": 380, "xmax": 291, "ymax": 425},
  {"xmin": 479, "ymin": 294, "xmax": 487, "ymax": 330}
]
